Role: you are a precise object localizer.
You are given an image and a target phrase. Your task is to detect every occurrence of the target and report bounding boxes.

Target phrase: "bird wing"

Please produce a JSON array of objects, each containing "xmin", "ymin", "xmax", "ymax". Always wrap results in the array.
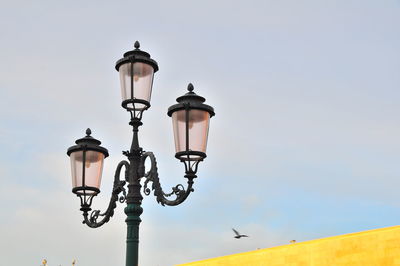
[{"xmin": 232, "ymin": 228, "xmax": 240, "ymax": 236}]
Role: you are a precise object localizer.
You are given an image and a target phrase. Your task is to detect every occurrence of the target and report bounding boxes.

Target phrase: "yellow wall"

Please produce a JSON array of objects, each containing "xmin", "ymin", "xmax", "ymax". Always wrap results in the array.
[{"xmin": 177, "ymin": 226, "xmax": 400, "ymax": 266}]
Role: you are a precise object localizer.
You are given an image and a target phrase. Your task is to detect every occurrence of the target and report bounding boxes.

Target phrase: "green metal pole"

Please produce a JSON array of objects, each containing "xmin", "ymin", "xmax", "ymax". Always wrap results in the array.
[{"xmin": 125, "ymin": 203, "xmax": 143, "ymax": 266}]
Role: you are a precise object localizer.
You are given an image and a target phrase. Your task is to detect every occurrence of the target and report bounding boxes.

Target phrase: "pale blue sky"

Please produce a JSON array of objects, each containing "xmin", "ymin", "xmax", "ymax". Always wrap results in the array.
[{"xmin": 0, "ymin": 0, "xmax": 399, "ymax": 265}]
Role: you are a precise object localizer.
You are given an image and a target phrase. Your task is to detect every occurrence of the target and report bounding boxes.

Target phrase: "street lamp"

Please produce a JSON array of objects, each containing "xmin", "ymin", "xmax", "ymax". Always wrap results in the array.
[{"xmin": 66, "ymin": 41, "xmax": 215, "ymax": 266}]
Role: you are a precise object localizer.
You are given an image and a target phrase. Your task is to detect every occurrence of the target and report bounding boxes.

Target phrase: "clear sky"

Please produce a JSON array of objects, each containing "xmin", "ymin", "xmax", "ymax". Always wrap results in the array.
[{"xmin": 0, "ymin": 0, "xmax": 399, "ymax": 265}]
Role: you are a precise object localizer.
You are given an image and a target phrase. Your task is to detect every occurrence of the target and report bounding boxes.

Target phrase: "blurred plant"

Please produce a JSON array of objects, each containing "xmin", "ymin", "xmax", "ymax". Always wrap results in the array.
[{"xmin": 40, "ymin": 258, "xmax": 77, "ymax": 265}]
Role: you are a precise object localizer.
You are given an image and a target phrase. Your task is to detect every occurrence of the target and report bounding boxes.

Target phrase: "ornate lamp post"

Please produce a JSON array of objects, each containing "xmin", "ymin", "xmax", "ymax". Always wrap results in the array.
[{"xmin": 66, "ymin": 41, "xmax": 215, "ymax": 266}]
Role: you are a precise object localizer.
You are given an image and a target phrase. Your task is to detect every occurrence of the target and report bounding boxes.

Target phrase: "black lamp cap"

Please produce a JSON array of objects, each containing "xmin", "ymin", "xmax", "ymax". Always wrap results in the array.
[
  {"xmin": 115, "ymin": 41, "xmax": 159, "ymax": 72},
  {"xmin": 74, "ymin": 128, "xmax": 101, "ymax": 145},
  {"xmin": 67, "ymin": 128, "xmax": 109, "ymax": 157},
  {"xmin": 167, "ymin": 83, "xmax": 215, "ymax": 117},
  {"xmin": 176, "ymin": 83, "xmax": 206, "ymax": 103}
]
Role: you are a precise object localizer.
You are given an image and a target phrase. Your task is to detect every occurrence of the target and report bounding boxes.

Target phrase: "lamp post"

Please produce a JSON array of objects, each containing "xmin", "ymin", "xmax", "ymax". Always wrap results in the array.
[{"xmin": 66, "ymin": 41, "xmax": 215, "ymax": 266}]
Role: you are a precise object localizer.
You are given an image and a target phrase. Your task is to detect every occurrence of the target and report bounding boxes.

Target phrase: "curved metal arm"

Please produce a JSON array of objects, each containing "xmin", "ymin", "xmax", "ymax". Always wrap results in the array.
[
  {"xmin": 82, "ymin": 160, "xmax": 130, "ymax": 228},
  {"xmin": 141, "ymin": 152, "xmax": 195, "ymax": 206}
]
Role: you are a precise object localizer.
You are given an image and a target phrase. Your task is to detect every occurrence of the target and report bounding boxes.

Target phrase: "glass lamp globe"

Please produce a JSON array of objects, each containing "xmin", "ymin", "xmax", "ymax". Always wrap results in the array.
[
  {"xmin": 115, "ymin": 41, "xmax": 159, "ymax": 112},
  {"xmin": 67, "ymin": 129, "xmax": 109, "ymax": 196},
  {"xmin": 168, "ymin": 84, "xmax": 215, "ymax": 161}
]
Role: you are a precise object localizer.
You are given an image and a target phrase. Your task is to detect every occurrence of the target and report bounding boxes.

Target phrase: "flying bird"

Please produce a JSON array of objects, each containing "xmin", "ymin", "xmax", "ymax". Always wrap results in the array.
[{"xmin": 232, "ymin": 228, "xmax": 249, "ymax": 239}]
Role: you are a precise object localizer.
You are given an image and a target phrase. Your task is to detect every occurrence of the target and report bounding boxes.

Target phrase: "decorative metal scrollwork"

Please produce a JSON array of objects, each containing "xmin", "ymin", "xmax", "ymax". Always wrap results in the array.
[
  {"xmin": 142, "ymin": 152, "xmax": 195, "ymax": 206},
  {"xmin": 82, "ymin": 161, "xmax": 129, "ymax": 228},
  {"xmin": 80, "ymin": 149, "xmax": 199, "ymax": 227}
]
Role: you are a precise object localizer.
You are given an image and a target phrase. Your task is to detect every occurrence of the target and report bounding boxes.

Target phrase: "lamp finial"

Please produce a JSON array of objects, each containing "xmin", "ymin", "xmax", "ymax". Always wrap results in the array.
[
  {"xmin": 187, "ymin": 83, "xmax": 194, "ymax": 92},
  {"xmin": 86, "ymin": 128, "xmax": 91, "ymax": 136},
  {"xmin": 134, "ymin": 41, "xmax": 140, "ymax": 49}
]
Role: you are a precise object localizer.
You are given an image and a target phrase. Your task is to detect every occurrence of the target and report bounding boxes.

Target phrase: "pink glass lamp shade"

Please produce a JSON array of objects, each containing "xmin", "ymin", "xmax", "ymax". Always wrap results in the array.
[
  {"xmin": 115, "ymin": 41, "xmax": 158, "ymax": 112},
  {"xmin": 168, "ymin": 83, "xmax": 215, "ymax": 162},
  {"xmin": 67, "ymin": 129, "xmax": 109, "ymax": 196}
]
